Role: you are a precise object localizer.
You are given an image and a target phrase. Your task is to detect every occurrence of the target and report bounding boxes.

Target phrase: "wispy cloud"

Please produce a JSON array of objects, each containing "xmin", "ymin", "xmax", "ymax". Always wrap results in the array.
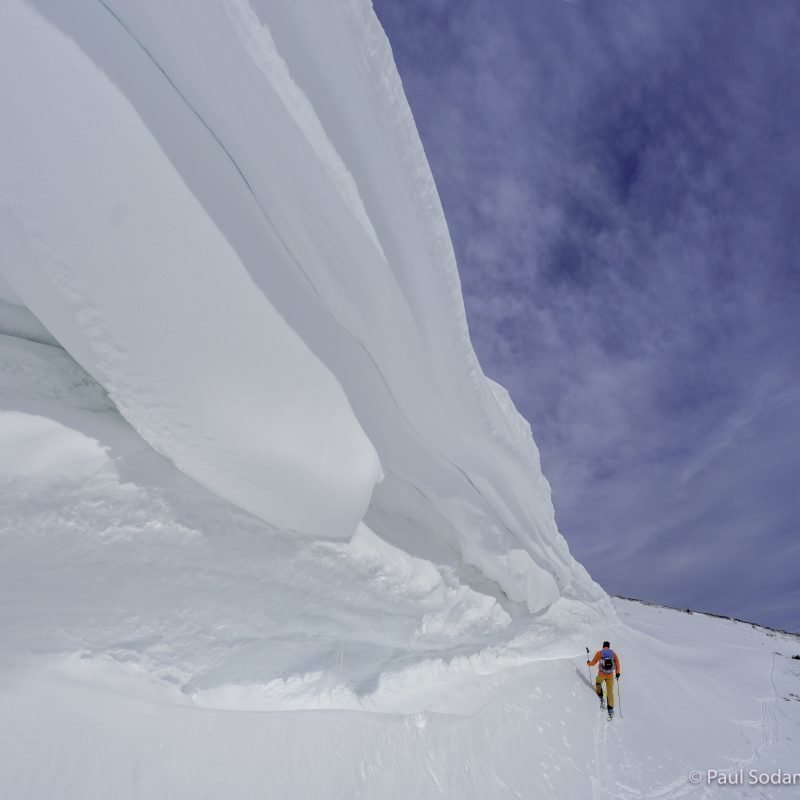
[{"xmin": 375, "ymin": 0, "xmax": 800, "ymax": 631}]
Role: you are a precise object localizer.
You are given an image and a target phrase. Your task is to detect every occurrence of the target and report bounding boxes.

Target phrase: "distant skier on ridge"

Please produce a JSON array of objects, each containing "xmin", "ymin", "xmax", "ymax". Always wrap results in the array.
[{"xmin": 587, "ymin": 641, "xmax": 621, "ymax": 719}]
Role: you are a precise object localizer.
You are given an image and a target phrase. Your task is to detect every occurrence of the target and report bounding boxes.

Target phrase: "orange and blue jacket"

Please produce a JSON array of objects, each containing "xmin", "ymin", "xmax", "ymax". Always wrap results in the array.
[{"xmin": 588, "ymin": 650, "xmax": 621, "ymax": 675}]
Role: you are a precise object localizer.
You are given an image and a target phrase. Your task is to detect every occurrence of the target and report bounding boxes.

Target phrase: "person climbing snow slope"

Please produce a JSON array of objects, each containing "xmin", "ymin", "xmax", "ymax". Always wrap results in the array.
[{"xmin": 587, "ymin": 641, "xmax": 621, "ymax": 719}]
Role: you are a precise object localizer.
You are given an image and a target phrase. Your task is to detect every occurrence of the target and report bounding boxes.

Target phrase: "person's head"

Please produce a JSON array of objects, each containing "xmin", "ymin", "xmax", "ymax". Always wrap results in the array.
[{"xmin": 603, "ymin": 641, "xmax": 610, "ymax": 648}]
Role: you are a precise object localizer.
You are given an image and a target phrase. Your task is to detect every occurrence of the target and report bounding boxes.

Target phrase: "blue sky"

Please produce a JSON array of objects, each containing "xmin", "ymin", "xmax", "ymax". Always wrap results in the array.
[{"xmin": 373, "ymin": 0, "xmax": 800, "ymax": 632}]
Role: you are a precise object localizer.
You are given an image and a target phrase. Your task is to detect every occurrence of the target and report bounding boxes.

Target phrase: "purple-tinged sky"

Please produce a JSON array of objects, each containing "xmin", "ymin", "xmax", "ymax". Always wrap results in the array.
[{"xmin": 373, "ymin": 0, "xmax": 800, "ymax": 633}]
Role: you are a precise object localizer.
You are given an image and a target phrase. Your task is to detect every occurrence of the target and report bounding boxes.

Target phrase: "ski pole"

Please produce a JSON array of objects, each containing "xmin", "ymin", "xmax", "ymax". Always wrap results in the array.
[
  {"xmin": 585, "ymin": 647, "xmax": 592, "ymax": 683},
  {"xmin": 617, "ymin": 675, "xmax": 623, "ymax": 718}
]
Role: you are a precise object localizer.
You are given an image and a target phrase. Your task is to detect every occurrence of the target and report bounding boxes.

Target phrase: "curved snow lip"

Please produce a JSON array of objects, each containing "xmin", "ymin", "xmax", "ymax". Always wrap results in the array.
[
  {"xmin": 0, "ymin": 0, "xmax": 382, "ymax": 540},
  {"xmin": 40, "ymin": 598, "xmax": 613, "ymax": 717},
  {"xmin": 1, "ymin": 0, "xmax": 606, "ymax": 611},
  {"xmin": 48, "ymin": 645, "xmax": 567, "ymax": 717}
]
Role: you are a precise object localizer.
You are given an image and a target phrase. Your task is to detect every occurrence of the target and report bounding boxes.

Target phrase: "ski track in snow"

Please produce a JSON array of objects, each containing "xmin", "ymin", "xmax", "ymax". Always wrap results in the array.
[{"xmin": 590, "ymin": 707, "xmax": 611, "ymax": 799}]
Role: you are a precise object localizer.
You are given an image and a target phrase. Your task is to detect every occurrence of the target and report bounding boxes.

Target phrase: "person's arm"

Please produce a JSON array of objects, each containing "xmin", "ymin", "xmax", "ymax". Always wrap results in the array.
[
  {"xmin": 587, "ymin": 651, "xmax": 600, "ymax": 666},
  {"xmin": 614, "ymin": 653, "xmax": 621, "ymax": 677}
]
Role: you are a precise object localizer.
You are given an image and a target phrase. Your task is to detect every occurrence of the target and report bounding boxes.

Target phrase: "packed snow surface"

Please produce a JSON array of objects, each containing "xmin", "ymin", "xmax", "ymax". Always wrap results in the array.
[{"xmin": 0, "ymin": 0, "xmax": 602, "ymax": 612}]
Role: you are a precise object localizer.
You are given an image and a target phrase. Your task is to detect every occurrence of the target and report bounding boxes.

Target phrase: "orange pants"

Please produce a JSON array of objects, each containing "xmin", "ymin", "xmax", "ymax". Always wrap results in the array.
[{"xmin": 595, "ymin": 672, "xmax": 615, "ymax": 707}]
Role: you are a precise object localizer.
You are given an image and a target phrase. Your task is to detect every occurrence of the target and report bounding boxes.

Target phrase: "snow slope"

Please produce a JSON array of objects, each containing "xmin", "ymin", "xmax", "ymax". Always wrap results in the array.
[
  {"xmin": 0, "ymin": 0, "xmax": 601, "ymax": 612},
  {"xmin": 2, "ymin": 529, "xmax": 798, "ymax": 800},
  {"xmin": 1, "ymin": 332, "xmax": 798, "ymax": 799}
]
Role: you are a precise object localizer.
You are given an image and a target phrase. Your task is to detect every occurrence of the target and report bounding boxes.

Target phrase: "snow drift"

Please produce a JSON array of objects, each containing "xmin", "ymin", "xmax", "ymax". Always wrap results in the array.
[{"xmin": 0, "ymin": 0, "xmax": 601, "ymax": 612}]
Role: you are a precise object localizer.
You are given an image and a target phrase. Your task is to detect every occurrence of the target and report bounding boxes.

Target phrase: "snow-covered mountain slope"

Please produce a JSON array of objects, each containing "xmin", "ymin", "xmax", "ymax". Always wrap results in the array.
[
  {"xmin": 0, "ymin": 0, "xmax": 601, "ymax": 613},
  {"xmin": 1, "ymin": 337, "xmax": 798, "ymax": 798},
  {"xmin": 1, "ymin": 561, "xmax": 797, "ymax": 800}
]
